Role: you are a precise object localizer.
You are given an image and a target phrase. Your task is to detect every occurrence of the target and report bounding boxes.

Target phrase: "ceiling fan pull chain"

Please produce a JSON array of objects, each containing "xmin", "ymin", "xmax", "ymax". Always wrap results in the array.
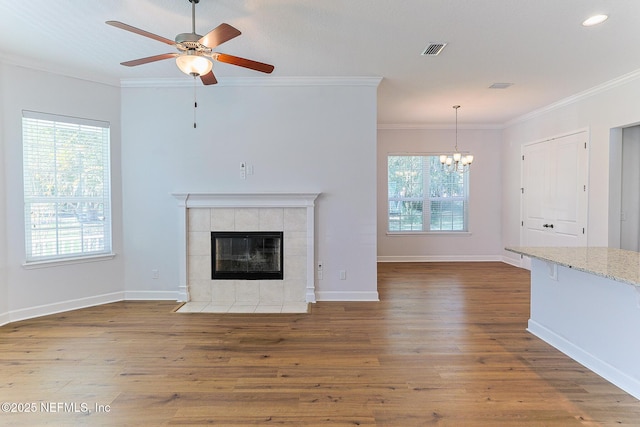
[{"xmin": 193, "ymin": 76, "xmax": 198, "ymax": 128}]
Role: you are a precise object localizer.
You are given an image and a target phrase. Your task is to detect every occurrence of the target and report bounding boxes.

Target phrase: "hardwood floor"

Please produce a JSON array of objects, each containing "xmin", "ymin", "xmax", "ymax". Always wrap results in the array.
[{"xmin": 1, "ymin": 262, "xmax": 640, "ymax": 426}]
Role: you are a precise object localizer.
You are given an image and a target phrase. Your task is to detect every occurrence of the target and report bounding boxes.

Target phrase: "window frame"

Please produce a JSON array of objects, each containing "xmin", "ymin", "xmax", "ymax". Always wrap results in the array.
[
  {"xmin": 22, "ymin": 110, "xmax": 114, "ymax": 265},
  {"xmin": 387, "ymin": 153, "xmax": 470, "ymax": 235}
]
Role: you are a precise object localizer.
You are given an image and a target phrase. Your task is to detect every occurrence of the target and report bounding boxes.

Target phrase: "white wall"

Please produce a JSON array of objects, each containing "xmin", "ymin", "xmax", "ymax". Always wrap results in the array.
[
  {"xmin": 0, "ymin": 63, "xmax": 8, "ymax": 324},
  {"xmin": 120, "ymin": 79, "xmax": 379, "ymax": 301},
  {"xmin": 0, "ymin": 63, "xmax": 124, "ymax": 322},
  {"xmin": 377, "ymin": 127, "xmax": 503, "ymax": 261},
  {"xmin": 502, "ymin": 74, "xmax": 640, "ymax": 264}
]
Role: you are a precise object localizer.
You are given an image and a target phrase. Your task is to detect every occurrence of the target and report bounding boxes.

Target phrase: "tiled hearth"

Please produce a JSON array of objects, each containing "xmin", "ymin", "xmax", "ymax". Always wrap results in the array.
[
  {"xmin": 172, "ymin": 193, "xmax": 319, "ymax": 313},
  {"xmin": 177, "ymin": 300, "xmax": 309, "ymax": 314}
]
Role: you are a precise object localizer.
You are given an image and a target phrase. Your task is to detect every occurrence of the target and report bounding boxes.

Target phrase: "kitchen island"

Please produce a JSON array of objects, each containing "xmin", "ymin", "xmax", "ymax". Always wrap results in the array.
[{"xmin": 506, "ymin": 246, "xmax": 640, "ymax": 400}]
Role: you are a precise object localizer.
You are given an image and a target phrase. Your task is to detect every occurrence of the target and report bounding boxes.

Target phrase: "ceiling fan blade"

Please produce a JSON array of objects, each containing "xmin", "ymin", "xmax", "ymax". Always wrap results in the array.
[
  {"xmin": 121, "ymin": 53, "xmax": 178, "ymax": 67},
  {"xmin": 213, "ymin": 53, "xmax": 275, "ymax": 74},
  {"xmin": 200, "ymin": 71, "xmax": 218, "ymax": 85},
  {"xmin": 199, "ymin": 23, "xmax": 241, "ymax": 49},
  {"xmin": 106, "ymin": 21, "xmax": 175, "ymax": 46}
]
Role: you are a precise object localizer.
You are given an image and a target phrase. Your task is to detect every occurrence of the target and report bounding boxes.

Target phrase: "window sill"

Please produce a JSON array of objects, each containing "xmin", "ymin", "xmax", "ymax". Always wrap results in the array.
[
  {"xmin": 22, "ymin": 253, "xmax": 117, "ymax": 269},
  {"xmin": 386, "ymin": 231, "xmax": 472, "ymax": 236}
]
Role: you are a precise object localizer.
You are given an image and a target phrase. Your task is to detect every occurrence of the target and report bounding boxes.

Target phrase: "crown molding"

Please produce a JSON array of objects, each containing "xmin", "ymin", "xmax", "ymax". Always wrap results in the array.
[
  {"xmin": 0, "ymin": 55, "xmax": 382, "ymax": 89},
  {"xmin": 120, "ymin": 76, "xmax": 383, "ymax": 88},
  {"xmin": 506, "ymin": 68, "xmax": 640, "ymax": 127},
  {"xmin": 0, "ymin": 54, "xmax": 120, "ymax": 87},
  {"xmin": 381, "ymin": 68, "xmax": 640, "ymax": 130},
  {"xmin": 8, "ymin": 47, "xmax": 640, "ymax": 130}
]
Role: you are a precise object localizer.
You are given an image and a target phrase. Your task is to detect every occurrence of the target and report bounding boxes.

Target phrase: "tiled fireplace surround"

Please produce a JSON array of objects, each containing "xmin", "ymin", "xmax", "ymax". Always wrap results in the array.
[{"xmin": 173, "ymin": 193, "xmax": 319, "ymax": 313}]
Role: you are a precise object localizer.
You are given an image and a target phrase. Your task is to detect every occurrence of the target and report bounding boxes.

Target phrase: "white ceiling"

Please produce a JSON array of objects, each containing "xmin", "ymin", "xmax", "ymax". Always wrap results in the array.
[{"xmin": 1, "ymin": 0, "xmax": 640, "ymax": 126}]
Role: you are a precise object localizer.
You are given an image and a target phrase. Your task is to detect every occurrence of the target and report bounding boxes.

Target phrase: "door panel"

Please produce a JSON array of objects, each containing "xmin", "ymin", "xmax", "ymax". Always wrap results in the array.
[
  {"xmin": 553, "ymin": 133, "xmax": 586, "ymax": 244},
  {"xmin": 523, "ymin": 142, "xmax": 548, "ymax": 245}
]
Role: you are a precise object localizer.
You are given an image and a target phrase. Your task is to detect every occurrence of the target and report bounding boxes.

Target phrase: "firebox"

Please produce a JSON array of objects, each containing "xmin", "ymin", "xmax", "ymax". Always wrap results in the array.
[{"xmin": 211, "ymin": 231, "xmax": 284, "ymax": 280}]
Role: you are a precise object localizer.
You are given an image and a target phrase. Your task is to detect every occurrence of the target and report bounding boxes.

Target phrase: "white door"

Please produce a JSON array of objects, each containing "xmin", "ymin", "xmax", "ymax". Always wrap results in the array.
[{"xmin": 522, "ymin": 131, "xmax": 588, "ymax": 247}]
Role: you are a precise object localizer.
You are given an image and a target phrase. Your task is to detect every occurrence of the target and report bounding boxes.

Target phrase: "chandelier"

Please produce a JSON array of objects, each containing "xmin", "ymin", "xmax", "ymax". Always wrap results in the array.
[{"xmin": 440, "ymin": 105, "xmax": 473, "ymax": 172}]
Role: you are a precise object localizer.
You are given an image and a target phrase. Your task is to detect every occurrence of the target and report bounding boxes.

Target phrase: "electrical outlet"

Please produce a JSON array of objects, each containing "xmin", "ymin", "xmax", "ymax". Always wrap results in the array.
[
  {"xmin": 152, "ymin": 269, "xmax": 159, "ymax": 279},
  {"xmin": 339, "ymin": 270, "xmax": 346, "ymax": 280}
]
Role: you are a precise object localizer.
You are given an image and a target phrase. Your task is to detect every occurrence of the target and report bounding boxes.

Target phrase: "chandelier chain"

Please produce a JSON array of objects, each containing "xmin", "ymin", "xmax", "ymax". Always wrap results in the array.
[{"xmin": 454, "ymin": 105, "xmax": 460, "ymax": 152}]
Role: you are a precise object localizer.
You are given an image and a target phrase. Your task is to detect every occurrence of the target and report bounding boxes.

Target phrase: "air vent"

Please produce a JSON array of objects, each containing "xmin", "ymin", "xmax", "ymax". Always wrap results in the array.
[
  {"xmin": 489, "ymin": 82, "xmax": 514, "ymax": 89},
  {"xmin": 421, "ymin": 43, "xmax": 447, "ymax": 56}
]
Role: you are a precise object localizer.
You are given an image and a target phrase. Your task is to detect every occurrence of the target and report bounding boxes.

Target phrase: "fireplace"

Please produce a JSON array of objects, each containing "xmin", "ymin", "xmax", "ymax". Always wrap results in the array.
[
  {"xmin": 211, "ymin": 231, "xmax": 284, "ymax": 280},
  {"xmin": 172, "ymin": 192, "xmax": 320, "ymax": 309}
]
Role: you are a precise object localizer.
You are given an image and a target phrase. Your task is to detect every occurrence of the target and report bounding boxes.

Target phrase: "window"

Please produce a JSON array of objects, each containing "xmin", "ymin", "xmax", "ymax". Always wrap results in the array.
[
  {"xmin": 22, "ymin": 111, "xmax": 112, "ymax": 262},
  {"xmin": 388, "ymin": 155, "xmax": 469, "ymax": 232}
]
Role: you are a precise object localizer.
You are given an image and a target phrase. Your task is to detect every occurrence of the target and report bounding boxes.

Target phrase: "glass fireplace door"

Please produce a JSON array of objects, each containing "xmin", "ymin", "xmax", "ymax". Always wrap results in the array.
[{"xmin": 211, "ymin": 231, "xmax": 283, "ymax": 280}]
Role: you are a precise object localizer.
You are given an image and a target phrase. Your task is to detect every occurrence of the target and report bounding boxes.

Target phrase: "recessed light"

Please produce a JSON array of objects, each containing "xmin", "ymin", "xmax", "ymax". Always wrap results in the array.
[{"xmin": 582, "ymin": 14, "xmax": 608, "ymax": 27}]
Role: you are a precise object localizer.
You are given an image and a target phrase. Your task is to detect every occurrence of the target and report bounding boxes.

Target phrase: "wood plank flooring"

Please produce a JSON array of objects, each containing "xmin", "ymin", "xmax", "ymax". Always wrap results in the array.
[{"xmin": 1, "ymin": 262, "xmax": 640, "ymax": 426}]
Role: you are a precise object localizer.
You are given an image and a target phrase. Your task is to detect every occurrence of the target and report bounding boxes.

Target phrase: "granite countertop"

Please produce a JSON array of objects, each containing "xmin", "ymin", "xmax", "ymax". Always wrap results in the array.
[{"xmin": 505, "ymin": 246, "xmax": 640, "ymax": 287}]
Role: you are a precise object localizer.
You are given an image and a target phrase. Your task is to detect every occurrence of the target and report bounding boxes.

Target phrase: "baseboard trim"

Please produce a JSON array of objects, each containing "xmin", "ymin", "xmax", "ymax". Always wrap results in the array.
[
  {"xmin": 501, "ymin": 255, "xmax": 525, "ymax": 268},
  {"xmin": 377, "ymin": 255, "xmax": 503, "ymax": 263},
  {"xmin": 0, "ymin": 312, "xmax": 10, "ymax": 327},
  {"xmin": 315, "ymin": 291, "xmax": 379, "ymax": 301},
  {"xmin": 5, "ymin": 291, "xmax": 125, "ymax": 325},
  {"xmin": 527, "ymin": 319, "xmax": 640, "ymax": 400},
  {"xmin": 0, "ymin": 291, "xmax": 180, "ymax": 327},
  {"xmin": 1, "ymin": 257, "xmax": 526, "ymax": 326},
  {"xmin": 124, "ymin": 290, "xmax": 180, "ymax": 300}
]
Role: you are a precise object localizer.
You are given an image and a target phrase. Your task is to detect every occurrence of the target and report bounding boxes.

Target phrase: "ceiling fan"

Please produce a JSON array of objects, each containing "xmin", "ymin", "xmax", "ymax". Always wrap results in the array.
[{"xmin": 106, "ymin": 0, "xmax": 274, "ymax": 85}]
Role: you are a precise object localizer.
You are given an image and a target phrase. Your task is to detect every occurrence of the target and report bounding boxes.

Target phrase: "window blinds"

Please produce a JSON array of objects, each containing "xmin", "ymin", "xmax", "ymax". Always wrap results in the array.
[{"xmin": 22, "ymin": 110, "xmax": 112, "ymax": 262}]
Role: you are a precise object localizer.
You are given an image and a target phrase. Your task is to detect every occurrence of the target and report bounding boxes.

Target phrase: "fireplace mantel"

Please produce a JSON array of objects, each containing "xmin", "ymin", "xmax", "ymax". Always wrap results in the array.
[
  {"xmin": 173, "ymin": 192, "xmax": 320, "ymax": 209},
  {"xmin": 172, "ymin": 192, "xmax": 320, "ymax": 304}
]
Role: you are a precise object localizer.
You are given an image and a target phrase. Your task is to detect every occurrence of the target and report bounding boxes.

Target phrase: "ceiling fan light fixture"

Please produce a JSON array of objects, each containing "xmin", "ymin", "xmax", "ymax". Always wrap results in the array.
[{"xmin": 176, "ymin": 52, "xmax": 212, "ymax": 76}]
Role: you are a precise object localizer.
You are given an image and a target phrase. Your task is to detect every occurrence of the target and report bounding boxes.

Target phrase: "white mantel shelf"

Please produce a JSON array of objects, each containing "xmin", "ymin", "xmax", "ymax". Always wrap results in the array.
[{"xmin": 172, "ymin": 192, "xmax": 321, "ymax": 208}]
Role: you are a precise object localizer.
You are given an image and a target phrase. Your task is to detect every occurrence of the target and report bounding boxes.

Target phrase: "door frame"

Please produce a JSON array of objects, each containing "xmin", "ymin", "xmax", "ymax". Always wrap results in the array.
[{"xmin": 520, "ymin": 128, "xmax": 590, "ymax": 262}]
